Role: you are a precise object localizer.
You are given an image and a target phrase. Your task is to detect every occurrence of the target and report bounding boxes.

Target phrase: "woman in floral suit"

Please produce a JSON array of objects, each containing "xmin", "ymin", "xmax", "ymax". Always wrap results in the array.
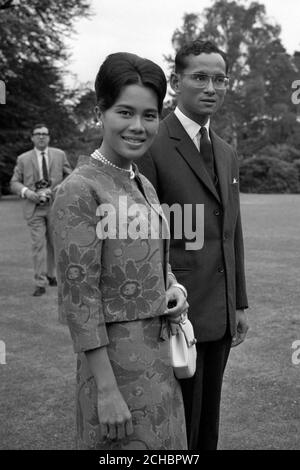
[{"xmin": 51, "ymin": 52, "xmax": 188, "ymax": 450}]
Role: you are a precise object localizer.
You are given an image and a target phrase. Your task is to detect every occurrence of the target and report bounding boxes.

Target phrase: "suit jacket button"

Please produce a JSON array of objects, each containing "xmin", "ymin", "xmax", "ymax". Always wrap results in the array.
[
  {"xmin": 218, "ymin": 266, "xmax": 225, "ymax": 273},
  {"xmin": 214, "ymin": 209, "xmax": 221, "ymax": 216}
]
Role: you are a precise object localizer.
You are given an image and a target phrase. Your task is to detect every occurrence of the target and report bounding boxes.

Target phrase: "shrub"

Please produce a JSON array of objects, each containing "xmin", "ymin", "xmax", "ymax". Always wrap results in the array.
[
  {"xmin": 256, "ymin": 143, "xmax": 300, "ymax": 163},
  {"xmin": 239, "ymin": 155, "xmax": 300, "ymax": 193}
]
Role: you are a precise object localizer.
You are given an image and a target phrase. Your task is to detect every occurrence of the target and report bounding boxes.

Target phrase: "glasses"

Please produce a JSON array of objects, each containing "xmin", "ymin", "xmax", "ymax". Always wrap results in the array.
[
  {"xmin": 33, "ymin": 133, "xmax": 49, "ymax": 137},
  {"xmin": 182, "ymin": 73, "xmax": 229, "ymax": 90}
]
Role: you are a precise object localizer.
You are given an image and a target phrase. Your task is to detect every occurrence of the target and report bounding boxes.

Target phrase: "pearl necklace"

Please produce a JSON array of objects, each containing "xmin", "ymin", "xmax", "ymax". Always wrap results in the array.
[{"xmin": 91, "ymin": 149, "xmax": 135, "ymax": 179}]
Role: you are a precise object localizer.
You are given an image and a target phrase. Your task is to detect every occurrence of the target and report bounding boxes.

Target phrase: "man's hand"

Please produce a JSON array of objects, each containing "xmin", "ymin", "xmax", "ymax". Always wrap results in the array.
[
  {"xmin": 24, "ymin": 189, "xmax": 40, "ymax": 203},
  {"xmin": 231, "ymin": 309, "xmax": 249, "ymax": 347}
]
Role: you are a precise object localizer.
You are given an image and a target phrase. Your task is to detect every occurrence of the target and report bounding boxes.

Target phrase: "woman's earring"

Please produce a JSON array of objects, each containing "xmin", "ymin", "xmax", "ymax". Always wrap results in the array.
[{"xmin": 97, "ymin": 120, "xmax": 103, "ymax": 129}]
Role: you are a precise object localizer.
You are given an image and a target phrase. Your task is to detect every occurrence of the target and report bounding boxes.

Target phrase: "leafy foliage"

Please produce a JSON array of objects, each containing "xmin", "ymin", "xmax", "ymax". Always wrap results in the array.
[
  {"xmin": 239, "ymin": 156, "xmax": 300, "ymax": 193},
  {"xmin": 0, "ymin": 0, "xmax": 90, "ymax": 78},
  {"xmin": 165, "ymin": 0, "xmax": 300, "ymax": 192},
  {"xmin": 0, "ymin": 0, "xmax": 91, "ymax": 194}
]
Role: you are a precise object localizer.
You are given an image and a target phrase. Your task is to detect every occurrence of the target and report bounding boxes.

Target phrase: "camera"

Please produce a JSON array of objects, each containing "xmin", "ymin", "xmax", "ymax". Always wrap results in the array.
[{"xmin": 34, "ymin": 179, "xmax": 52, "ymax": 205}]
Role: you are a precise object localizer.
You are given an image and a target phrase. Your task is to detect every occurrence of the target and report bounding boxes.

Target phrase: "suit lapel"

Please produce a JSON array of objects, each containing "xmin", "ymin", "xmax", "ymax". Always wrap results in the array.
[
  {"xmin": 210, "ymin": 130, "xmax": 230, "ymax": 207},
  {"xmin": 165, "ymin": 113, "xmax": 220, "ymax": 202},
  {"xmin": 48, "ymin": 148, "xmax": 54, "ymax": 173}
]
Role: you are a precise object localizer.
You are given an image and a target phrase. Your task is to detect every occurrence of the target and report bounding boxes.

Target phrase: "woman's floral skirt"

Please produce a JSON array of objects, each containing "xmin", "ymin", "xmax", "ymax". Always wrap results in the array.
[{"xmin": 75, "ymin": 316, "xmax": 187, "ymax": 450}]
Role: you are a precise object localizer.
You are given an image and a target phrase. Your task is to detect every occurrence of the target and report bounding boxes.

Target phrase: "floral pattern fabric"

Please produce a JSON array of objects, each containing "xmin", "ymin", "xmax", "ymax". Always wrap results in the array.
[
  {"xmin": 76, "ymin": 317, "xmax": 187, "ymax": 450},
  {"xmin": 52, "ymin": 159, "xmax": 171, "ymax": 342},
  {"xmin": 51, "ymin": 157, "xmax": 187, "ymax": 450},
  {"xmin": 101, "ymin": 259, "xmax": 162, "ymax": 320}
]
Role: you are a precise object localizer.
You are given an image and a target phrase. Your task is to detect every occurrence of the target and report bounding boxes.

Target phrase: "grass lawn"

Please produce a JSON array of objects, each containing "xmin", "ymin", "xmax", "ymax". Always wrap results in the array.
[
  {"xmin": 0, "ymin": 194, "xmax": 299, "ymax": 450},
  {"xmin": 219, "ymin": 194, "xmax": 300, "ymax": 450}
]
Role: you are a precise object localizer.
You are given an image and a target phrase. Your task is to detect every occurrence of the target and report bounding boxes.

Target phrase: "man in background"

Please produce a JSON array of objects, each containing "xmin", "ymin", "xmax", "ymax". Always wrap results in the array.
[
  {"xmin": 139, "ymin": 40, "xmax": 249, "ymax": 450},
  {"xmin": 10, "ymin": 123, "xmax": 72, "ymax": 296}
]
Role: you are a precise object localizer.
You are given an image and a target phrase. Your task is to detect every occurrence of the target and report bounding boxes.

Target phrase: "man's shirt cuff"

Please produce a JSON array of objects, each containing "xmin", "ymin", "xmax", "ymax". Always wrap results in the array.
[{"xmin": 21, "ymin": 187, "xmax": 28, "ymax": 198}]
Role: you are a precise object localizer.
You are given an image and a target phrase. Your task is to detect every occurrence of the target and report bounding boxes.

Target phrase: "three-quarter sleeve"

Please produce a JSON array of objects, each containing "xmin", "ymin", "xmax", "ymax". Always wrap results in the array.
[
  {"xmin": 51, "ymin": 174, "xmax": 109, "ymax": 353},
  {"xmin": 62, "ymin": 151, "xmax": 72, "ymax": 177}
]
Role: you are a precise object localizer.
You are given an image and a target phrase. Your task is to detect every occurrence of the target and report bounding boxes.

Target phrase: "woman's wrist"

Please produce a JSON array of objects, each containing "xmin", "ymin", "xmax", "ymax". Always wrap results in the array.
[
  {"xmin": 171, "ymin": 282, "xmax": 188, "ymax": 299},
  {"xmin": 84, "ymin": 347, "xmax": 118, "ymax": 393},
  {"xmin": 167, "ymin": 272, "xmax": 177, "ymax": 289},
  {"xmin": 97, "ymin": 381, "xmax": 119, "ymax": 395}
]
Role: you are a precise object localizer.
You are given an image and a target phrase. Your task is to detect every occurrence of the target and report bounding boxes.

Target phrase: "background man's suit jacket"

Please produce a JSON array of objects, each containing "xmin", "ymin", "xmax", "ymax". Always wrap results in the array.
[
  {"xmin": 139, "ymin": 112, "xmax": 248, "ymax": 342},
  {"xmin": 10, "ymin": 147, "xmax": 72, "ymax": 220}
]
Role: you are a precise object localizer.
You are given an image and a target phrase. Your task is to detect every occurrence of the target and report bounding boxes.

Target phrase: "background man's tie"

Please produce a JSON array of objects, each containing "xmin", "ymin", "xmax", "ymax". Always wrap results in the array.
[
  {"xmin": 199, "ymin": 127, "xmax": 215, "ymax": 182},
  {"xmin": 41, "ymin": 151, "xmax": 49, "ymax": 181}
]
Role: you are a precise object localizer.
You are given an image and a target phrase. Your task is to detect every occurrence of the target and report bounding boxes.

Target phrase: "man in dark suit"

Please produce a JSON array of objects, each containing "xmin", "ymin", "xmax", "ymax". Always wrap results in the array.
[
  {"xmin": 10, "ymin": 123, "xmax": 72, "ymax": 296},
  {"xmin": 139, "ymin": 40, "xmax": 249, "ymax": 450}
]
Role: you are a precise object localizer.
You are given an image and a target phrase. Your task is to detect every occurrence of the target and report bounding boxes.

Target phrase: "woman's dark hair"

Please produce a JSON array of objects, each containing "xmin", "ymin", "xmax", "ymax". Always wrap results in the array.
[
  {"xmin": 175, "ymin": 40, "xmax": 229, "ymax": 75},
  {"xmin": 95, "ymin": 52, "xmax": 167, "ymax": 114}
]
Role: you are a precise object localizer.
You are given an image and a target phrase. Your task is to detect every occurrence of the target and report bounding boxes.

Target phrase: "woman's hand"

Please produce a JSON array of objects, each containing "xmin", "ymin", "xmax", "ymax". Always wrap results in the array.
[
  {"xmin": 84, "ymin": 347, "xmax": 133, "ymax": 442},
  {"xmin": 97, "ymin": 387, "xmax": 133, "ymax": 441},
  {"xmin": 165, "ymin": 284, "xmax": 189, "ymax": 334}
]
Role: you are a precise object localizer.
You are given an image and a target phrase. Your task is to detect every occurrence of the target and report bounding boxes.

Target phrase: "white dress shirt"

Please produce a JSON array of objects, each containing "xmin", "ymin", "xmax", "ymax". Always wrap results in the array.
[{"xmin": 174, "ymin": 107, "xmax": 210, "ymax": 151}]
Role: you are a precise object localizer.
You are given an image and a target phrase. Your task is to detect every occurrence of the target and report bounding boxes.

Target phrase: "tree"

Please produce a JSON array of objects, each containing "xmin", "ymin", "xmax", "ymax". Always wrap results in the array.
[
  {"xmin": 0, "ymin": 0, "xmax": 91, "ymax": 194},
  {"xmin": 0, "ymin": 0, "xmax": 90, "ymax": 79},
  {"xmin": 165, "ymin": 1, "xmax": 300, "ymax": 159},
  {"xmin": 73, "ymin": 88, "xmax": 97, "ymax": 131}
]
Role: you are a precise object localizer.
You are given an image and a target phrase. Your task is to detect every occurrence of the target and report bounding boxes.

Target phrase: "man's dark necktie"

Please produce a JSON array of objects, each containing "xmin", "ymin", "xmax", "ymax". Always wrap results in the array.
[
  {"xmin": 41, "ymin": 151, "xmax": 49, "ymax": 181},
  {"xmin": 199, "ymin": 127, "xmax": 216, "ymax": 183}
]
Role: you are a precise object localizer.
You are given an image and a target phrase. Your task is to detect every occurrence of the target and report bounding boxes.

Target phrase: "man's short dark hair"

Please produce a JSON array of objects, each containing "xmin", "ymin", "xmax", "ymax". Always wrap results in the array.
[
  {"xmin": 32, "ymin": 123, "xmax": 49, "ymax": 134},
  {"xmin": 175, "ymin": 40, "xmax": 229, "ymax": 75}
]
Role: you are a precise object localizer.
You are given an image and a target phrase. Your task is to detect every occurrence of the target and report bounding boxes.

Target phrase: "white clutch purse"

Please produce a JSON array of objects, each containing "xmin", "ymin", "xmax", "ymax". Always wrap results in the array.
[{"xmin": 170, "ymin": 318, "xmax": 197, "ymax": 379}]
